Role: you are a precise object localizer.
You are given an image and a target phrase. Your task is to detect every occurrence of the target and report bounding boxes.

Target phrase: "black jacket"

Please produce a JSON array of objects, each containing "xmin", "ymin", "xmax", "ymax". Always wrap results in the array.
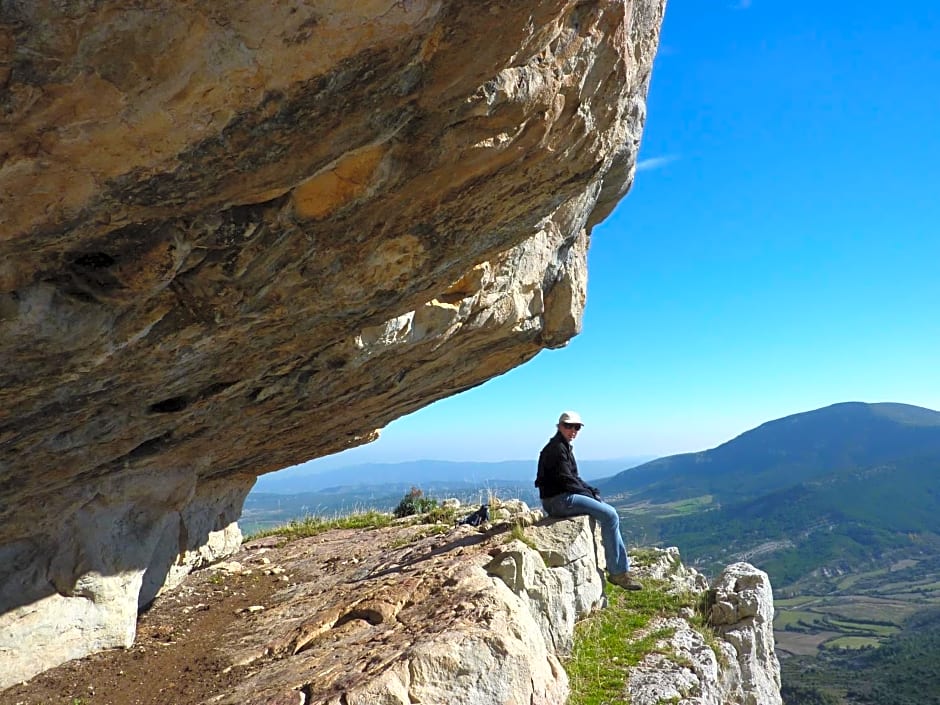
[{"xmin": 535, "ymin": 431, "xmax": 599, "ymax": 500}]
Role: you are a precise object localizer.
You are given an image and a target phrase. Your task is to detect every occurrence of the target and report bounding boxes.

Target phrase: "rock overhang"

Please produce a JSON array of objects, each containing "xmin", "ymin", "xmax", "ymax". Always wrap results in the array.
[{"xmin": 0, "ymin": 0, "xmax": 666, "ymax": 685}]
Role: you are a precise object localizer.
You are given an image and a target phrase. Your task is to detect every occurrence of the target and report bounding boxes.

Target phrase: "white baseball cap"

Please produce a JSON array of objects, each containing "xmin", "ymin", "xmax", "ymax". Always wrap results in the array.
[{"xmin": 558, "ymin": 411, "xmax": 584, "ymax": 426}]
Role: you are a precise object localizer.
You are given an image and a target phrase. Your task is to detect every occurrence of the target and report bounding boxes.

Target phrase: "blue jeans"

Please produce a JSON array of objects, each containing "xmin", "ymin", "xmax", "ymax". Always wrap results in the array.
[{"xmin": 541, "ymin": 493, "xmax": 629, "ymax": 574}]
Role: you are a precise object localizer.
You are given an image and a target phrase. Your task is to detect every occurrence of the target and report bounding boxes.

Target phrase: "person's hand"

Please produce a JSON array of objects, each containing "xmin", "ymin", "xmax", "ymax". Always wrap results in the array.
[{"xmin": 590, "ymin": 486, "xmax": 601, "ymax": 500}]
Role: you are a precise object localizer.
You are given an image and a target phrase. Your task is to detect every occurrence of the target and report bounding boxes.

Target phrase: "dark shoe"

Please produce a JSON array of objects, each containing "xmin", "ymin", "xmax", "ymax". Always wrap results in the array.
[{"xmin": 608, "ymin": 572, "xmax": 643, "ymax": 590}]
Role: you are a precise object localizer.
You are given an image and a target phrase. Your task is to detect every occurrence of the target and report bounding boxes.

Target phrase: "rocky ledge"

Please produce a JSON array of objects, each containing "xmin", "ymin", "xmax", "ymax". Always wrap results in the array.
[{"xmin": 1, "ymin": 502, "xmax": 782, "ymax": 705}]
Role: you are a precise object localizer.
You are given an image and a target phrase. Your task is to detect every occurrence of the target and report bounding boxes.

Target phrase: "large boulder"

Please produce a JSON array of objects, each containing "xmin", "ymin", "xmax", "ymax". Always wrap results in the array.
[
  {"xmin": 0, "ymin": 0, "xmax": 665, "ymax": 685},
  {"xmin": 485, "ymin": 514, "xmax": 609, "ymax": 654}
]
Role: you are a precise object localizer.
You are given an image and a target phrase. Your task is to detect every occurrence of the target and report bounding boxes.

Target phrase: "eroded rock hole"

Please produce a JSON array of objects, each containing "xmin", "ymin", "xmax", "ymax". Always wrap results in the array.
[
  {"xmin": 72, "ymin": 252, "xmax": 116, "ymax": 269},
  {"xmin": 334, "ymin": 607, "xmax": 385, "ymax": 628},
  {"xmin": 148, "ymin": 396, "xmax": 189, "ymax": 414}
]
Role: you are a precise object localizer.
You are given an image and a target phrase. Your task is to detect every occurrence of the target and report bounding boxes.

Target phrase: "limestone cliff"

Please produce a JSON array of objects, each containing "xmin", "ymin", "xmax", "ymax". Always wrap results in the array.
[
  {"xmin": 0, "ymin": 504, "xmax": 783, "ymax": 705},
  {"xmin": 627, "ymin": 553, "xmax": 783, "ymax": 705},
  {"xmin": 0, "ymin": 0, "xmax": 666, "ymax": 681}
]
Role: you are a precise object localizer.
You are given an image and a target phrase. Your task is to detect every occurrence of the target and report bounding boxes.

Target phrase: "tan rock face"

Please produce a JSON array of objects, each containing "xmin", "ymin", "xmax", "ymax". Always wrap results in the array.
[{"xmin": 0, "ymin": 0, "xmax": 665, "ymax": 684}]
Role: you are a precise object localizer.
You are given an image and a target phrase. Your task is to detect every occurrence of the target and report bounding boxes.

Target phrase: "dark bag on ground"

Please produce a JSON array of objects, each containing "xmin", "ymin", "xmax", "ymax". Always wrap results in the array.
[{"xmin": 458, "ymin": 504, "xmax": 489, "ymax": 526}]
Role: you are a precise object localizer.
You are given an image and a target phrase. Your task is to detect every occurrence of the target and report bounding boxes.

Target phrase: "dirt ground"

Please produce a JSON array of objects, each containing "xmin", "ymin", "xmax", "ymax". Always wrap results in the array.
[
  {"xmin": 0, "ymin": 558, "xmax": 284, "ymax": 705},
  {"xmin": 774, "ymin": 629, "xmax": 842, "ymax": 657},
  {"xmin": 1, "ymin": 518, "xmax": 548, "ymax": 705}
]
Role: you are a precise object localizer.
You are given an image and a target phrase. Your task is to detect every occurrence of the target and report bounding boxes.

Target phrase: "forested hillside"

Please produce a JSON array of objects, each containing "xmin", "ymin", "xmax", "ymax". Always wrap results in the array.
[
  {"xmin": 596, "ymin": 402, "xmax": 940, "ymax": 705},
  {"xmin": 600, "ymin": 402, "xmax": 940, "ymax": 581},
  {"xmin": 598, "ymin": 402, "xmax": 940, "ymax": 505},
  {"xmin": 783, "ymin": 609, "xmax": 940, "ymax": 705}
]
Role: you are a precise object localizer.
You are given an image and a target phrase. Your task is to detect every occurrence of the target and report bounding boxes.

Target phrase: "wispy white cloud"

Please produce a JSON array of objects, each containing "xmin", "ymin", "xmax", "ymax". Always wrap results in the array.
[
  {"xmin": 733, "ymin": 0, "xmax": 753, "ymax": 9},
  {"xmin": 636, "ymin": 155, "xmax": 679, "ymax": 172}
]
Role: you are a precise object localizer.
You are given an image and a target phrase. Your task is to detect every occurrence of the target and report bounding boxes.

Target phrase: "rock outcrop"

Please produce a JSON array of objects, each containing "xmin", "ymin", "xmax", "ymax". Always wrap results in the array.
[
  {"xmin": 0, "ymin": 0, "xmax": 666, "ymax": 682},
  {"xmin": 709, "ymin": 563, "xmax": 783, "ymax": 705},
  {"xmin": 626, "ymin": 555, "xmax": 783, "ymax": 705},
  {"xmin": 0, "ymin": 505, "xmax": 783, "ymax": 705}
]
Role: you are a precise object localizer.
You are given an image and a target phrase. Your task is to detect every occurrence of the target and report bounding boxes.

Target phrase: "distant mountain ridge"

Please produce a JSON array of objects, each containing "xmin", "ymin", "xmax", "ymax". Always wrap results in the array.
[
  {"xmin": 254, "ymin": 456, "xmax": 653, "ymax": 494},
  {"xmin": 596, "ymin": 402, "xmax": 940, "ymax": 505},
  {"xmin": 615, "ymin": 402, "xmax": 940, "ymax": 705},
  {"xmin": 592, "ymin": 401, "xmax": 940, "ymax": 590}
]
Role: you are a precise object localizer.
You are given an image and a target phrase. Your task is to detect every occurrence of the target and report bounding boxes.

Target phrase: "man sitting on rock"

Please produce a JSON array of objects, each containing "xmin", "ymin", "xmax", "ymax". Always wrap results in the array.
[{"xmin": 536, "ymin": 411, "xmax": 642, "ymax": 591}]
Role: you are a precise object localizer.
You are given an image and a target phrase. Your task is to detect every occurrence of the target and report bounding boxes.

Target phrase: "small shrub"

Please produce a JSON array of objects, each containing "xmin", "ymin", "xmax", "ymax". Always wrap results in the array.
[
  {"xmin": 393, "ymin": 487, "xmax": 438, "ymax": 518},
  {"xmin": 423, "ymin": 504, "xmax": 457, "ymax": 525},
  {"xmin": 506, "ymin": 520, "xmax": 537, "ymax": 549}
]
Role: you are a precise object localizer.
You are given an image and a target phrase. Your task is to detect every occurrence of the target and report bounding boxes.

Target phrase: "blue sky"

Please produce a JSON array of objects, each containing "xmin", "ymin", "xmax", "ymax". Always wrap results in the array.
[{"xmin": 284, "ymin": 1, "xmax": 940, "ymax": 473}]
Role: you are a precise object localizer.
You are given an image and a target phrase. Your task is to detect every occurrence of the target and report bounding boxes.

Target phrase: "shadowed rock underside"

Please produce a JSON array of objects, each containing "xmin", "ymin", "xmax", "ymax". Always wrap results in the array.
[{"xmin": 0, "ymin": 0, "xmax": 665, "ymax": 685}]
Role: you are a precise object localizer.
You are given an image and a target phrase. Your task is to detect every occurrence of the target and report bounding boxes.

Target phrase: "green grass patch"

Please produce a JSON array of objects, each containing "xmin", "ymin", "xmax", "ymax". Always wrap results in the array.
[
  {"xmin": 821, "ymin": 636, "xmax": 881, "ymax": 650},
  {"xmin": 506, "ymin": 521, "xmax": 537, "ymax": 549},
  {"xmin": 775, "ymin": 609, "xmax": 827, "ymax": 631},
  {"xmin": 836, "ymin": 574, "xmax": 862, "ymax": 590},
  {"xmin": 659, "ymin": 495, "xmax": 715, "ymax": 516},
  {"xmin": 622, "ymin": 495, "xmax": 715, "ymax": 519},
  {"xmin": 421, "ymin": 504, "xmax": 457, "ymax": 525},
  {"xmin": 566, "ymin": 580, "xmax": 710, "ymax": 705},
  {"xmin": 775, "ymin": 595, "xmax": 819, "ymax": 608},
  {"xmin": 836, "ymin": 567, "xmax": 889, "ymax": 591},
  {"xmin": 874, "ymin": 578, "xmax": 940, "ymax": 595},
  {"xmin": 245, "ymin": 509, "xmax": 394, "ymax": 541},
  {"xmin": 822, "ymin": 599, "xmax": 915, "ymax": 625},
  {"xmin": 826, "ymin": 618, "xmax": 900, "ymax": 637},
  {"xmin": 246, "ymin": 504, "xmax": 459, "ymax": 545}
]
